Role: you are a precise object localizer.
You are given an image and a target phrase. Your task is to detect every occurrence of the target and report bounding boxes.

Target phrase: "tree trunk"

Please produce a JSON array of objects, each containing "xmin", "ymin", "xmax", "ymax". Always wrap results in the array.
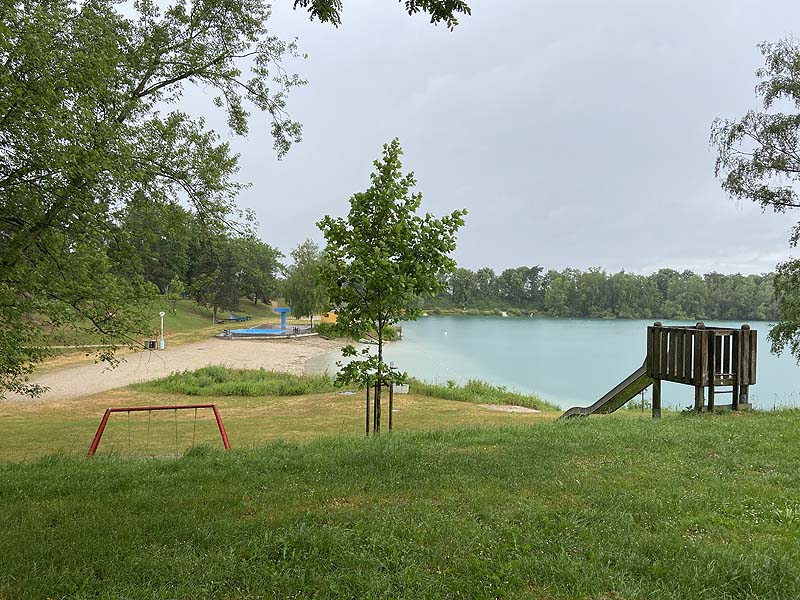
[
  {"xmin": 375, "ymin": 321, "xmax": 383, "ymax": 433},
  {"xmin": 212, "ymin": 306, "xmax": 217, "ymax": 323},
  {"xmin": 310, "ymin": 314, "xmax": 314, "ymax": 329}
]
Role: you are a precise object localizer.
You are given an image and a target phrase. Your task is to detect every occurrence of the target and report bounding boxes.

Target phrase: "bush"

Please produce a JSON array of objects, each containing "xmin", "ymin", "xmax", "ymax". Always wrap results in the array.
[
  {"xmin": 131, "ymin": 366, "xmax": 337, "ymax": 397},
  {"xmin": 313, "ymin": 322, "xmax": 348, "ymax": 339}
]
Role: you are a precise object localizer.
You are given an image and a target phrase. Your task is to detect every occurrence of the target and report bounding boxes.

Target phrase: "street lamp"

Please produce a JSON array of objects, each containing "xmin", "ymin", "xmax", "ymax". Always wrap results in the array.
[{"xmin": 159, "ymin": 311, "xmax": 166, "ymax": 350}]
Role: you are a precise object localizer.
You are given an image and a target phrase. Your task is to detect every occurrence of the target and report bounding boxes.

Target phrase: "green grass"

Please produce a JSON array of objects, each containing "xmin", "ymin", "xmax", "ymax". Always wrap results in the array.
[
  {"xmin": 132, "ymin": 366, "xmax": 338, "ymax": 396},
  {"xmin": 410, "ymin": 377, "xmax": 559, "ymax": 411},
  {"xmin": 1, "ymin": 412, "xmax": 799, "ymax": 598},
  {"xmin": 131, "ymin": 367, "xmax": 555, "ymax": 410}
]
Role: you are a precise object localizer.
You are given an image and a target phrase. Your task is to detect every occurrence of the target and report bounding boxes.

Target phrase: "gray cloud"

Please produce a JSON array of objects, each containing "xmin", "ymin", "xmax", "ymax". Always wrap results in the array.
[{"xmin": 192, "ymin": 0, "xmax": 800, "ymax": 274}]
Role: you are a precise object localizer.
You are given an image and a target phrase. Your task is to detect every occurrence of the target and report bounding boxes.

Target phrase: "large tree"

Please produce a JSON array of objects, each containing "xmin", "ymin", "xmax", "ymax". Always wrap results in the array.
[
  {"xmin": 0, "ymin": 0, "xmax": 303, "ymax": 395},
  {"xmin": 318, "ymin": 139, "xmax": 466, "ymax": 432},
  {"xmin": 711, "ymin": 38, "xmax": 800, "ymax": 361}
]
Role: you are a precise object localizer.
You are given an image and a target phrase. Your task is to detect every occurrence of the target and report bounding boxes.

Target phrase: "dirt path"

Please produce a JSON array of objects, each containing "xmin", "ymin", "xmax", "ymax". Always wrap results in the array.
[{"xmin": 7, "ymin": 336, "xmax": 342, "ymax": 403}]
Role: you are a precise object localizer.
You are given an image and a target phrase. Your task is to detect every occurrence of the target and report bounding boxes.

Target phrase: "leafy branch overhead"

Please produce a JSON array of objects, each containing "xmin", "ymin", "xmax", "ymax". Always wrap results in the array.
[
  {"xmin": 711, "ymin": 37, "xmax": 800, "ymax": 362},
  {"xmin": 711, "ymin": 39, "xmax": 800, "ymax": 242}
]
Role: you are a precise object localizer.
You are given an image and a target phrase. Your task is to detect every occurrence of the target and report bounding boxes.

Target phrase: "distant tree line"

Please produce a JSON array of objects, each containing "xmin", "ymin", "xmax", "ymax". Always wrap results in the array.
[{"xmin": 428, "ymin": 266, "xmax": 779, "ymax": 321}]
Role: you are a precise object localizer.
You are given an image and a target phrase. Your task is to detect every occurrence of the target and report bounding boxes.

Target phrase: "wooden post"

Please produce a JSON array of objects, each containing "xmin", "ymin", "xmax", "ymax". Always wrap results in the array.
[
  {"xmin": 707, "ymin": 333, "xmax": 716, "ymax": 413},
  {"xmin": 732, "ymin": 328, "xmax": 741, "ymax": 410},
  {"xmin": 694, "ymin": 323, "xmax": 706, "ymax": 413},
  {"xmin": 652, "ymin": 379, "xmax": 661, "ymax": 420},
  {"xmin": 365, "ymin": 381, "xmax": 370, "ymax": 436},
  {"xmin": 389, "ymin": 383, "xmax": 394, "ymax": 431},
  {"xmin": 740, "ymin": 324, "xmax": 751, "ymax": 407}
]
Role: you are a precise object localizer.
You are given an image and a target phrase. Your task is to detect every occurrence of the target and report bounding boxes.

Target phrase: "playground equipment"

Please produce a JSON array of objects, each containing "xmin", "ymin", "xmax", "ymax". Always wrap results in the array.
[
  {"xmin": 87, "ymin": 403, "xmax": 231, "ymax": 457},
  {"xmin": 561, "ymin": 322, "xmax": 757, "ymax": 419},
  {"xmin": 274, "ymin": 307, "xmax": 291, "ymax": 330}
]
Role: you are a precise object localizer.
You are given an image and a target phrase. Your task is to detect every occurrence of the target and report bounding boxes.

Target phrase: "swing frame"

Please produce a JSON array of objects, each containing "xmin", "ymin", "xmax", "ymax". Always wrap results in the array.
[{"xmin": 86, "ymin": 403, "xmax": 231, "ymax": 457}]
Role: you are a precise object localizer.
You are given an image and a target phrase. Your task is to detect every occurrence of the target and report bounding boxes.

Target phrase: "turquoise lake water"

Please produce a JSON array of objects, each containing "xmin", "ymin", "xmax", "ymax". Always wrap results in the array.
[{"xmin": 308, "ymin": 316, "xmax": 800, "ymax": 410}]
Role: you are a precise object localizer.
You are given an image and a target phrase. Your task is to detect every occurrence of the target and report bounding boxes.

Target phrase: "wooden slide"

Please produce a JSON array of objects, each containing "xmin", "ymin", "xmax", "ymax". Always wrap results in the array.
[{"xmin": 560, "ymin": 362, "xmax": 653, "ymax": 419}]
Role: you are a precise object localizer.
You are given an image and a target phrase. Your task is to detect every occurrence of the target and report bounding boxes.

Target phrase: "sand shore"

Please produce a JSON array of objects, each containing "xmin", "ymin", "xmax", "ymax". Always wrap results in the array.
[{"xmin": 5, "ymin": 336, "xmax": 343, "ymax": 404}]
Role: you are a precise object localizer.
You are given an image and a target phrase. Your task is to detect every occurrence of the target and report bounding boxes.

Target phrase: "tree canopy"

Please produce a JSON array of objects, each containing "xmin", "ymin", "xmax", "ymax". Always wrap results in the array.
[
  {"xmin": 293, "ymin": 0, "xmax": 471, "ymax": 28},
  {"xmin": 0, "ymin": 0, "xmax": 303, "ymax": 395},
  {"xmin": 711, "ymin": 38, "xmax": 800, "ymax": 361},
  {"xmin": 317, "ymin": 139, "xmax": 466, "ymax": 431},
  {"xmin": 283, "ymin": 239, "xmax": 328, "ymax": 327},
  {"xmin": 426, "ymin": 266, "xmax": 777, "ymax": 321}
]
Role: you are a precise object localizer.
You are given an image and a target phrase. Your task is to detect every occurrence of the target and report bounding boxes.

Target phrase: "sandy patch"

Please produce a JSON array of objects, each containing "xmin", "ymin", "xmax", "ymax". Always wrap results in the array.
[
  {"xmin": 478, "ymin": 403, "xmax": 541, "ymax": 413},
  {"xmin": 6, "ymin": 336, "xmax": 342, "ymax": 404}
]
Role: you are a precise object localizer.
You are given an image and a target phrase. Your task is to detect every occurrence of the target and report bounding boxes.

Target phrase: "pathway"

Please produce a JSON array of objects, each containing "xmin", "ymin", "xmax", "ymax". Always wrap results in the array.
[{"xmin": 7, "ymin": 336, "xmax": 342, "ymax": 403}]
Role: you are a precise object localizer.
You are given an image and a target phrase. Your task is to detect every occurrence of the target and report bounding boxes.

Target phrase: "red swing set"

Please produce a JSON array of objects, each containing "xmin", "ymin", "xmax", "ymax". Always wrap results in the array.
[{"xmin": 87, "ymin": 403, "xmax": 231, "ymax": 457}]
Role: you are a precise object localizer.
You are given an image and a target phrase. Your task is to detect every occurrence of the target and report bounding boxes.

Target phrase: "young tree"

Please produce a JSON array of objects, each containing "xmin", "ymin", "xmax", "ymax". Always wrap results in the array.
[
  {"xmin": 317, "ymin": 139, "xmax": 466, "ymax": 432},
  {"xmin": 283, "ymin": 240, "xmax": 328, "ymax": 327},
  {"xmin": 711, "ymin": 38, "xmax": 800, "ymax": 360}
]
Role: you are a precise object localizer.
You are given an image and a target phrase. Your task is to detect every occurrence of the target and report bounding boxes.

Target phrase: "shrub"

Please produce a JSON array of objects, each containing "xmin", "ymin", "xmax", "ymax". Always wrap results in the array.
[{"xmin": 132, "ymin": 367, "xmax": 337, "ymax": 397}]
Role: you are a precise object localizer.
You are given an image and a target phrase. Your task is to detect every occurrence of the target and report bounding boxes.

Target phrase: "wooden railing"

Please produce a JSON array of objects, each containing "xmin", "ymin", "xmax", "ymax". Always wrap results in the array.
[{"xmin": 646, "ymin": 322, "xmax": 756, "ymax": 411}]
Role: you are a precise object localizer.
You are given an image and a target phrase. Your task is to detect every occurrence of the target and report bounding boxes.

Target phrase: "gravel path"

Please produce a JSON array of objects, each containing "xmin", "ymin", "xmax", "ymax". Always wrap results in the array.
[{"xmin": 8, "ymin": 336, "xmax": 342, "ymax": 403}]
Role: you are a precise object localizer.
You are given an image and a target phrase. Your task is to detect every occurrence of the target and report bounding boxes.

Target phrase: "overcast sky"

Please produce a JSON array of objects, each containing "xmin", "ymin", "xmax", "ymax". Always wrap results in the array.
[{"xmin": 189, "ymin": 0, "xmax": 800, "ymax": 275}]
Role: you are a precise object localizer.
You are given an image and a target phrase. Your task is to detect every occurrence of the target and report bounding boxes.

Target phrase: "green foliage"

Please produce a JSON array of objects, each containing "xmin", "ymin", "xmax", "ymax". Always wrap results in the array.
[
  {"xmin": 0, "ymin": 0, "xmax": 303, "ymax": 396},
  {"xmin": 283, "ymin": 239, "xmax": 328, "ymax": 325},
  {"xmin": 317, "ymin": 139, "xmax": 466, "ymax": 399},
  {"xmin": 312, "ymin": 321, "xmax": 349, "ymax": 339},
  {"xmin": 132, "ymin": 366, "xmax": 336, "ymax": 396},
  {"xmin": 712, "ymin": 38, "xmax": 800, "ymax": 226},
  {"xmin": 769, "ymin": 259, "xmax": 800, "ymax": 360},
  {"xmin": 711, "ymin": 38, "xmax": 800, "ymax": 361},
  {"xmin": 409, "ymin": 378, "xmax": 557, "ymax": 411},
  {"xmin": 426, "ymin": 265, "xmax": 778, "ymax": 321},
  {"xmin": 3, "ymin": 414, "xmax": 800, "ymax": 598},
  {"xmin": 293, "ymin": 0, "xmax": 471, "ymax": 28},
  {"xmin": 187, "ymin": 233, "xmax": 282, "ymax": 322}
]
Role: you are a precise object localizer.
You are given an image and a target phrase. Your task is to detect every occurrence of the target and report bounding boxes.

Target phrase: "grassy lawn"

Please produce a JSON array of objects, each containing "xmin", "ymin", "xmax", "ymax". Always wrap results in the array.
[
  {"xmin": 0, "ymin": 373, "xmax": 554, "ymax": 462},
  {"xmin": 1, "ymin": 409, "xmax": 798, "ymax": 598},
  {"xmin": 36, "ymin": 299, "xmax": 311, "ymax": 372}
]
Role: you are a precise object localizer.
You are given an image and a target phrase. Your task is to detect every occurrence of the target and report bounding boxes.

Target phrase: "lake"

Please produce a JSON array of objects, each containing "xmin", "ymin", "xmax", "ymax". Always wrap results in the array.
[{"xmin": 307, "ymin": 316, "xmax": 800, "ymax": 410}]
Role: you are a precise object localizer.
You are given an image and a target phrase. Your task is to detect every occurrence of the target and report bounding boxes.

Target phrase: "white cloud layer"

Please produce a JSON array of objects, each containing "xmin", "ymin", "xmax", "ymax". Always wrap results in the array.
[{"xmin": 185, "ymin": 0, "xmax": 800, "ymax": 274}]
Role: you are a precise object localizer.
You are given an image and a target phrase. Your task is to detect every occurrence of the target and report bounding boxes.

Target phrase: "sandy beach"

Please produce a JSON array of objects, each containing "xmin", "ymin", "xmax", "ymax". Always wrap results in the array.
[{"xmin": 6, "ymin": 336, "xmax": 342, "ymax": 404}]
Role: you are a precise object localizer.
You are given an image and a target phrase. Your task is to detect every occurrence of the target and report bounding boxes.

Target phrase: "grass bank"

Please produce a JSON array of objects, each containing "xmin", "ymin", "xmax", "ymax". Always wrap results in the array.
[
  {"xmin": 131, "ymin": 367, "xmax": 555, "ymax": 411},
  {"xmin": 131, "ymin": 366, "xmax": 337, "ymax": 397},
  {"xmin": 1, "ymin": 412, "xmax": 799, "ymax": 598},
  {"xmin": 410, "ymin": 377, "xmax": 558, "ymax": 411},
  {"xmin": 0, "ymin": 375, "xmax": 554, "ymax": 461}
]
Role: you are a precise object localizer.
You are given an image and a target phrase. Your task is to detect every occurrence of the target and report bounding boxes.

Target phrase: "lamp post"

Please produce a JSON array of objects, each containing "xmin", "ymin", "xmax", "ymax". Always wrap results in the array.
[{"xmin": 159, "ymin": 311, "xmax": 166, "ymax": 350}]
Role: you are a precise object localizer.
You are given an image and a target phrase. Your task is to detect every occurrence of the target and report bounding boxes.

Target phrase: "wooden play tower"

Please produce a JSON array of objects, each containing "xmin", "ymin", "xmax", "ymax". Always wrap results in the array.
[
  {"xmin": 561, "ymin": 322, "xmax": 757, "ymax": 419},
  {"xmin": 647, "ymin": 322, "xmax": 757, "ymax": 416}
]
